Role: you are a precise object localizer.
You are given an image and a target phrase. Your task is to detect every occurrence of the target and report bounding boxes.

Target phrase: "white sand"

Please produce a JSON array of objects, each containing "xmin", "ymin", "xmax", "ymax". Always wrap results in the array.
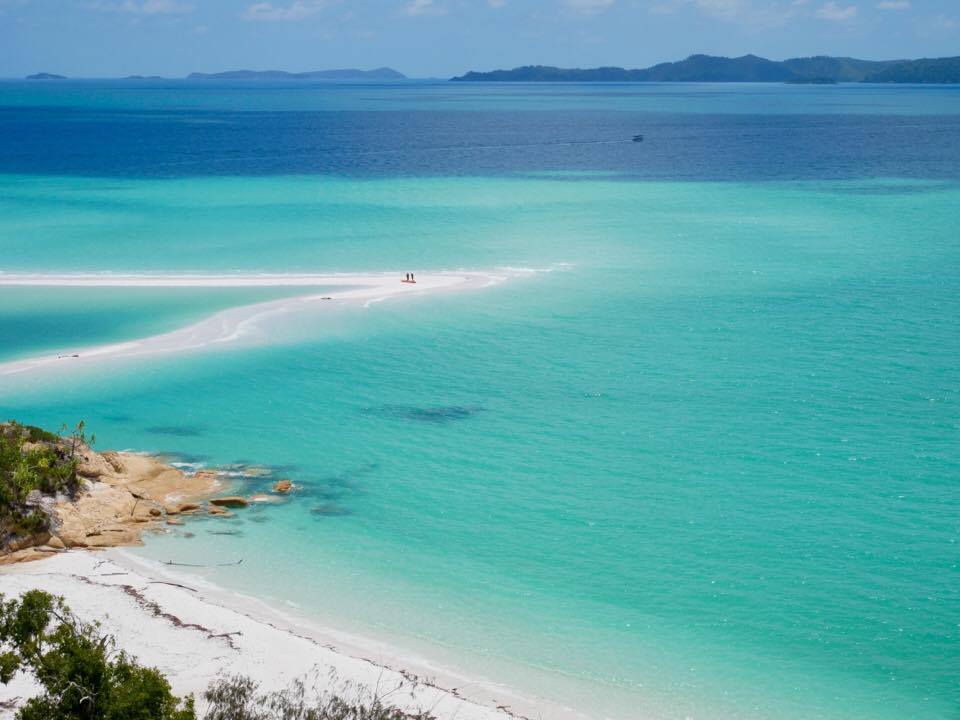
[
  {"xmin": 0, "ymin": 551, "xmax": 565, "ymax": 720},
  {"xmin": 0, "ymin": 271, "xmax": 509, "ymax": 377}
]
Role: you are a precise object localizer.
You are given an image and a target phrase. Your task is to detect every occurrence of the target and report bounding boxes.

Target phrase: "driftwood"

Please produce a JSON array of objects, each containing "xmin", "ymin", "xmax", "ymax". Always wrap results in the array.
[
  {"xmin": 162, "ymin": 559, "xmax": 244, "ymax": 567},
  {"xmin": 148, "ymin": 580, "xmax": 198, "ymax": 592}
]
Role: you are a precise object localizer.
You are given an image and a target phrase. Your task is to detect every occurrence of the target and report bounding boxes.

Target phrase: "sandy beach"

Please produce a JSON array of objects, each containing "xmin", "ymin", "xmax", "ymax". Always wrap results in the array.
[
  {"xmin": 0, "ymin": 551, "xmax": 550, "ymax": 720},
  {"xmin": 0, "ymin": 270, "xmax": 511, "ymax": 378}
]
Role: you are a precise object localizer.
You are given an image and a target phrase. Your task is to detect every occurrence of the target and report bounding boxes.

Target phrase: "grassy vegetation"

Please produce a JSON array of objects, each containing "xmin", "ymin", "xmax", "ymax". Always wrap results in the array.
[
  {"xmin": 0, "ymin": 590, "xmax": 437, "ymax": 720},
  {"xmin": 202, "ymin": 674, "xmax": 435, "ymax": 720},
  {"xmin": 0, "ymin": 421, "xmax": 88, "ymax": 542}
]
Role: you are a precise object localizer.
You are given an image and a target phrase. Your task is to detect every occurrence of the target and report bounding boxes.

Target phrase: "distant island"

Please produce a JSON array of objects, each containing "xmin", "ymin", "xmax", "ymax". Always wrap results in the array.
[
  {"xmin": 25, "ymin": 72, "xmax": 66, "ymax": 80},
  {"xmin": 188, "ymin": 67, "xmax": 406, "ymax": 81},
  {"xmin": 452, "ymin": 54, "xmax": 960, "ymax": 84}
]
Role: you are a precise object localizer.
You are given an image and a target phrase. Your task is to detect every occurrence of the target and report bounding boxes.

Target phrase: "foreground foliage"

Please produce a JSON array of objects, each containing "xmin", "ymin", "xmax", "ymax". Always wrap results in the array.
[
  {"xmin": 0, "ymin": 590, "xmax": 195, "ymax": 720},
  {"xmin": 0, "ymin": 421, "xmax": 89, "ymax": 541},
  {"xmin": 1, "ymin": 590, "xmax": 436, "ymax": 720}
]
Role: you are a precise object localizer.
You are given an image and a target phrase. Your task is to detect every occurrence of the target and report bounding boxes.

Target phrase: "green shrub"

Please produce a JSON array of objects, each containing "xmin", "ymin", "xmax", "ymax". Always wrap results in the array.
[
  {"xmin": 0, "ymin": 421, "xmax": 89, "ymax": 543},
  {"xmin": 1, "ymin": 591, "xmax": 438, "ymax": 720},
  {"xmin": 0, "ymin": 590, "xmax": 196, "ymax": 720}
]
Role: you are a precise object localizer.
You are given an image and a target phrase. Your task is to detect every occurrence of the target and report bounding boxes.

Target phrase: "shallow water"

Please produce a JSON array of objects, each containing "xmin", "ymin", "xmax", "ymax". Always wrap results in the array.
[
  {"xmin": 1, "ymin": 82, "xmax": 958, "ymax": 720},
  {"xmin": 0, "ymin": 286, "xmax": 314, "ymax": 362}
]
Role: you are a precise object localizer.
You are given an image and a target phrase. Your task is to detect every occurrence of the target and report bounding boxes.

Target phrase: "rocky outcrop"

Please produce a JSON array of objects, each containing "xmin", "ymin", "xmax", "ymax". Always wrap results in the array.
[{"xmin": 1, "ymin": 448, "xmax": 222, "ymax": 565}]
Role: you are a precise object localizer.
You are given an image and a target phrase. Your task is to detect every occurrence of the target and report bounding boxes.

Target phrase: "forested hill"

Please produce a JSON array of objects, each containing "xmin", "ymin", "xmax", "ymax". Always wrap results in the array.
[{"xmin": 452, "ymin": 54, "xmax": 960, "ymax": 83}]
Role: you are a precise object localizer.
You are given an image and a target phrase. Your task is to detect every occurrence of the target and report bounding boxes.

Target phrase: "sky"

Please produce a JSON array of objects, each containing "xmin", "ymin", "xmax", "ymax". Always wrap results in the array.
[{"xmin": 1, "ymin": 0, "xmax": 958, "ymax": 78}]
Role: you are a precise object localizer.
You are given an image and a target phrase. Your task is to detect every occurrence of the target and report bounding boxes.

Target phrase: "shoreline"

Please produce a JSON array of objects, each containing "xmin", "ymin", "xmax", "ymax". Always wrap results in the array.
[
  {"xmin": 0, "ymin": 270, "xmax": 512, "ymax": 378},
  {"xmin": 0, "ymin": 550, "xmax": 579, "ymax": 720}
]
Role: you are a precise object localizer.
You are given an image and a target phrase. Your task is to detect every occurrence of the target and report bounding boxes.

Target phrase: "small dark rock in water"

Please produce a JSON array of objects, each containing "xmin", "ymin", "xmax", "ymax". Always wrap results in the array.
[
  {"xmin": 145, "ymin": 425, "xmax": 205, "ymax": 437},
  {"xmin": 310, "ymin": 503, "xmax": 350, "ymax": 517},
  {"xmin": 373, "ymin": 405, "xmax": 483, "ymax": 424},
  {"xmin": 210, "ymin": 496, "xmax": 248, "ymax": 508}
]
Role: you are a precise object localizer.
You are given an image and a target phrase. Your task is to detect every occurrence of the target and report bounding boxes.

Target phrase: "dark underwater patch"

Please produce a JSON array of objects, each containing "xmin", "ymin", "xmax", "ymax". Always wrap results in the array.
[
  {"xmin": 156, "ymin": 451, "xmax": 211, "ymax": 464},
  {"xmin": 310, "ymin": 503, "xmax": 351, "ymax": 517},
  {"xmin": 293, "ymin": 463, "xmax": 378, "ymax": 506},
  {"xmin": 371, "ymin": 405, "xmax": 484, "ymax": 424},
  {"xmin": 145, "ymin": 425, "xmax": 205, "ymax": 437}
]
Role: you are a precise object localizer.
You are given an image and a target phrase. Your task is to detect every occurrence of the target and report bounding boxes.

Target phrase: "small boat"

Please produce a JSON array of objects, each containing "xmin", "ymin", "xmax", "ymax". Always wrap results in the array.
[{"xmin": 632, "ymin": 134, "xmax": 644, "ymax": 143}]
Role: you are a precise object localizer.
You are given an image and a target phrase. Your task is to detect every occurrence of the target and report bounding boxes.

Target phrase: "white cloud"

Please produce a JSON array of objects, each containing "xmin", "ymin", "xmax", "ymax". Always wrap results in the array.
[
  {"xmin": 933, "ymin": 13, "xmax": 957, "ymax": 29},
  {"xmin": 87, "ymin": 0, "xmax": 193, "ymax": 14},
  {"xmin": 815, "ymin": 1, "xmax": 856, "ymax": 20},
  {"xmin": 647, "ymin": 0, "xmax": 796, "ymax": 25},
  {"xmin": 648, "ymin": 0, "xmax": 682, "ymax": 14},
  {"xmin": 647, "ymin": 0, "xmax": 687, "ymax": 15},
  {"xmin": 402, "ymin": 0, "xmax": 446, "ymax": 15},
  {"xmin": 242, "ymin": 0, "xmax": 326, "ymax": 21},
  {"xmin": 564, "ymin": 0, "xmax": 615, "ymax": 14},
  {"xmin": 134, "ymin": 0, "xmax": 190, "ymax": 13},
  {"xmin": 876, "ymin": 0, "xmax": 908, "ymax": 8},
  {"xmin": 695, "ymin": 0, "xmax": 746, "ymax": 20}
]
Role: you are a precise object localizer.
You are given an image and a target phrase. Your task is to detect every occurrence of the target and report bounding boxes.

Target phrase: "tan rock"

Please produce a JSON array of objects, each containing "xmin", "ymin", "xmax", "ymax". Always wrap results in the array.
[
  {"xmin": 3, "ymin": 532, "xmax": 51, "ymax": 553},
  {"xmin": 273, "ymin": 479, "xmax": 293, "ymax": 493},
  {"xmin": 166, "ymin": 518, "xmax": 184, "ymax": 526},
  {"xmin": 61, "ymin": 534, "xmax": 88, "ymax": 548},
  {"xmin": 131, "ymin": 505, "xmax": 157, "ymax": 522},
  {"xmin": 0, "ymin": 547, "xmax": 47, "ymax": 565},
  {"xmin": 208, "ymin": 506, "xmax": 233, "ymax": 518},
  {"xmin": 209, "ymin": 496, "xmax": 248, "ymax": 508},
  {"xmin": 77, "ymin": 446, "xmax": 116, "ymax": 479},
  {"xmin": 2, "ymin": 445, "xmax": 221, "ymax": 563},
  {"xmin": 101, "ymin": 451, "xmax": 126, "ymax": 473}
]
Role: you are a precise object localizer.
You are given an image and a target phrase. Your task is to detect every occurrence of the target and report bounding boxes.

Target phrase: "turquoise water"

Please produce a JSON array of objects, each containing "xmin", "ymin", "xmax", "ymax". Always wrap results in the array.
[
  {"xmin": 2, "ymin": 173, "xmax": 957, "ymax": 719},
  {"xmin": 0, "ymin": 286, "xmax": 313, "ymax": 362},
  {"xmin": 2, "ymin": 81, "xmax": 959, "ymax": 719}
]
